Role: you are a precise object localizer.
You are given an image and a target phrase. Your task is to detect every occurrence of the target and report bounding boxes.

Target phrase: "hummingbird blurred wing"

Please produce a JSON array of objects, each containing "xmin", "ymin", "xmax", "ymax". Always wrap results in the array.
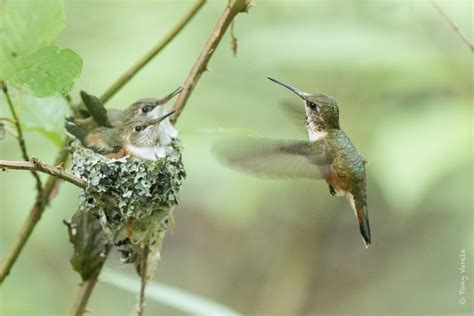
[
  {"xmin": 279, "ymin": 100, "xmax": 307, "ymax": 128},
  {"xmin": 279, "ymin": 100, "xmax": 305, "ymax": 123},
  {"xmin": 80, "ymin": 91, "xmax": 113, "ymax": 128},
  {"xmin": 214, "ymin": 136, "xmax": 332, "ymax": 179}
]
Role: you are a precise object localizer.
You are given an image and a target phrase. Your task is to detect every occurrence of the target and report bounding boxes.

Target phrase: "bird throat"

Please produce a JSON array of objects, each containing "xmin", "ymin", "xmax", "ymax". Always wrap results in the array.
[{"xmin": 306, "ymin": 114, "xmax": 327, "ymax": 142}]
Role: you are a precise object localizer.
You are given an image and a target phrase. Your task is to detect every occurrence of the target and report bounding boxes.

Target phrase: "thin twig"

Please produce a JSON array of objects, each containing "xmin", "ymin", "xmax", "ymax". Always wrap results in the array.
[
  {"xmin": 71, "ymin": 275, "xmax": 99, "ymax": 316},
  {"xmin": 0, "ymin": 158, "xmax": 87, "ymax": 189},
  {"xmin": 100, "ymin": 0, "xmax": 206, "ymax": 103},
  {"xmin": 1, "ymin": 82, "xmax": 43, "ymax": 194},
  {"xmin": 171, "ymin": 0, "xmax": 252, "ymax": 123},
  {"xmin": 431, "ymin": 1, "xmax": 474, "ymax": 52},
  {"xmin": 230, "ymin": 21, "xmax": 238, "ymax": 56},
  {"xmin": 0, "ymin": 0, "xmax": 206, "ymax": 285},
  {"xmin": 70, "ymin": 231, "xmax": 117, "ymax": 316},
  {"xmin": 137, "ymin": 246, "xmax": 150, "ymax": 316}
]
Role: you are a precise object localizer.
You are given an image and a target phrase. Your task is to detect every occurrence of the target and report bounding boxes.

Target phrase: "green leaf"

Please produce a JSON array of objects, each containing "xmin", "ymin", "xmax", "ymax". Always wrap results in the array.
[
  {"xmin": 65, "ymin": 210, "xmax": 112, "ymax": 281},
  {"xmin": 19, "ymin": 93, "xmax": 69, "ymax": 146},
  {"xmin": 0, "ymin": 0, "xmax": 65, "ymax": 79},
  {"xmin": 8, "ymin": 46, "xmax": 83, "ymax": 97},
  {"xmin": 0, "ymin": 0, "xmax": 83, "ymax": 96},
  {"xmin": 101, "ymin": 270, "xmax": 241, "ymax": 316}
]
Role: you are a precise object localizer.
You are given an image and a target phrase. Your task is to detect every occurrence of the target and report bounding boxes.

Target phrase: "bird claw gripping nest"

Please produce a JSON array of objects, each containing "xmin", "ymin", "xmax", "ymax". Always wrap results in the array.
[{"xmin": 66, "ymin": 140, "xmax": 186, "ymax": 280}]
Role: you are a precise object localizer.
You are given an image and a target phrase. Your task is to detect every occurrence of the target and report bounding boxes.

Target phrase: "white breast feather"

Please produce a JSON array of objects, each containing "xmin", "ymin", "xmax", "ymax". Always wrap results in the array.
[
  {"xmin": 148, "ymin": 106, "xmax": 179, "ymax": 146},
  {"xmin": 127, "ymin": 145, "xmax": 172, "ymax": 160}
]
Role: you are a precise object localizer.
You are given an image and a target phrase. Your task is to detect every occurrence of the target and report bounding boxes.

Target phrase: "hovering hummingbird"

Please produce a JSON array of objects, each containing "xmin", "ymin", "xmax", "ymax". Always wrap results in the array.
[
  {"xmin": 66, "ymin": 111, "xmax": 176, "ymax": 160},
  {"xmin": 215, "ymin": 78, "xmax": 371, "ymax": 247}
]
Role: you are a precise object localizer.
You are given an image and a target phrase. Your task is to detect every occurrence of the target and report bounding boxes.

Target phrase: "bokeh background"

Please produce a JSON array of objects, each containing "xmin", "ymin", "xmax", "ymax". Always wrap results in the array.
[{"xmin": 1, "ymin": 0, "xmax": 472, "ymax": 315}]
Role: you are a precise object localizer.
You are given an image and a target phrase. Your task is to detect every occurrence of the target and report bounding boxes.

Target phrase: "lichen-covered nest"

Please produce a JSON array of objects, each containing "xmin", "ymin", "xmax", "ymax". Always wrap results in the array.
[{"xmin": 70, "ymin": 140, "xmax": 186, "ymax": 238}]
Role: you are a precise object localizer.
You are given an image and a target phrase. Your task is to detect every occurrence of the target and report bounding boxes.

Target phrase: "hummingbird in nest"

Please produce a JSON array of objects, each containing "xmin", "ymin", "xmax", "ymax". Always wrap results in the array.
[
  {"xmin": 215, "ymin": 77, "xmax": 371, "ymax": 247},
  {"xmin": 72, "ymin": 87, "xmax": 182, "ymax": 145},
  {"xmin": 66, "ymin": 110, "xmax": 176, "ymax": 160},
  {"xmin": 75, "ymin": 86, "xmax": 182, "ymax": 144}
]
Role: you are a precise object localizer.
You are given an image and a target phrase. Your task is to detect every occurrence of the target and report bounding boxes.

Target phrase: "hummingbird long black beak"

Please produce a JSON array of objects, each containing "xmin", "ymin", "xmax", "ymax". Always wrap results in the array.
[
  {"xmin": 157, "ymin": 86, "xmax": 183, "ymax": 105},
  {"xmin": 144, "ymin": 110, "xmax": 176, "ymax": 127},
  {"xmin": 267, "ymin": 77, "xmax": 310, "ymax": 100}
]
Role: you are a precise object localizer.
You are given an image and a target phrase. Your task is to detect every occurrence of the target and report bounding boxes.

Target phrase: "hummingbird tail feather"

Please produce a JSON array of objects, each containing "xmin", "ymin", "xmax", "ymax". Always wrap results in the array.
[
  {"xmin": 80, "ymin": 91, "xmax": 112, "ymax": 128},
  {"xmin": 65, "ymin": 117, "xmax": 88, "ymax": 146},
  {"xmin": 357, "ymin": 205, "xmax": 371, "ymax": 247}
]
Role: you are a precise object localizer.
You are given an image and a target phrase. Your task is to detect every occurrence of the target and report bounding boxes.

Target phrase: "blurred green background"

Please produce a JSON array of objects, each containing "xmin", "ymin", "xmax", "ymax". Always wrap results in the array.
[{"xmin": 0, "ymin": 0, "xmax": 472, "ymax": 315}]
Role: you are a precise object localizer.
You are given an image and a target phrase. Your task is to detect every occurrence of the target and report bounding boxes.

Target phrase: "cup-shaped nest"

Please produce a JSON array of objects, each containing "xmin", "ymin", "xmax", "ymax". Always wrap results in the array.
[{"xmin": 69, "ymin": 140, "xmax": 185, "ymax": 251}]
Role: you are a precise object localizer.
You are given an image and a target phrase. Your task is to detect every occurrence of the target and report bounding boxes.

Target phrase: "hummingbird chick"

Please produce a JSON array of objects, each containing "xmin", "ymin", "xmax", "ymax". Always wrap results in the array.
[
  {"xmin": 75, "ymin": 86, "xmax": 182, "ymax": 145},
  {"xmin": 215, "ymin": 78, "xmax": 371, "ymax": 247},
  {"xmin": 66, "ymin": 111, "xmax": 176, "ymax": 160}
]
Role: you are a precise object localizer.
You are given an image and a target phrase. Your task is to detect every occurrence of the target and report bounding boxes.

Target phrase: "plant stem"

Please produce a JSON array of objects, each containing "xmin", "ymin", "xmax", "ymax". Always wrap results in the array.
[
  {"xmin": 137, "ymin": 246, "xmax": 150, "ymax": 316},
  {"xmin": 171, "ymin": 0, "xmax": 251, "ymax": 123},
  {"xmin": 70, "ymin": 230, "xmax": 117, "ymax": 316},
  {"xmin": 431, "ymin": 1, "xmax": 474, "ymax": 52},
  {"xmin": 0, "ymin": 158, "xmax": 87, "ymax": 189},
  {"xmin": 1, "ymin": 82, "xmax": 43, "ymax": 194},
  {"xmin": 71, "ymin": 273, "xmax": 100, "ymax": 316},
  {"xmin": 100, "ymin": 0, "xmax": 206, "ymax": 104}
]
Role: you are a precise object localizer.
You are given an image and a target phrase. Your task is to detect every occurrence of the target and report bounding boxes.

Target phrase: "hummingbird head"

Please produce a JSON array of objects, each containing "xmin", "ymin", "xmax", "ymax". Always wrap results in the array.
[
  {"xmin": 122, "ymin": 86, "xmax": 182, "ymax": 122},
  {"xmin": 267, "ymin": 77, "xmax": 340, "ymax": 131},
  {"xmin": 123, "ymin": 110, "xmax": 176, "ymax": 147}
]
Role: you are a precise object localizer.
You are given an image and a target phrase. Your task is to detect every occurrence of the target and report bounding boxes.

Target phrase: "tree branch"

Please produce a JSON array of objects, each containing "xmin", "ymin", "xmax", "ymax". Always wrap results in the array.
[
  {"xmin": 100, "ymin": 0, "xmax": 206, "ymax": 103},
  {"xmin": 1, "ymin": 82, "xmax": 43, "ymax": 194},
  {"xmin": 0, "ymin": 0, "xmax": 206, "ymax": 285},
  {"xmin": 0, "ymin": 158, "xmax": 87, "ymax": 189},
  {"xmin": 171, "ymin": 0, "xmax": 252, "ymax": 123},
  {"xmin": 71, "ymin": 275, "xmax": 99, "ymax": 316},
  {"xmin": 137, "ymin": 246, "xmax": 150, "ymax": 316},
  {"xmin": 431, "ymin": 1, "xmax": 474, "ymax": 52}
]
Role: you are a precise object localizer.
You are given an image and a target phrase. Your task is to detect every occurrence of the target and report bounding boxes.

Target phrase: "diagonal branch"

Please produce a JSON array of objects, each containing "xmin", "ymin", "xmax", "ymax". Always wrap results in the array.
[
  {"xmin": 1, "ymin": 82, "xmax": 43, "ymax": 194},
  {"xmin": 137, "ymin": 246, "xmax": 150, "ymax": 316},
  {"xmin": 171, "ymin": 0, "xmax": 252, "ymax": 123},
  {"xmin": 431, "ymin": 1, "xmax": 474, "ymax": 52},
  {"xmin": 100, "ymin": 0, "xmax": 207, "ymax": 103},
  {"xmin": 0, "ymin": 158, "xmax": 87, "ymax": 189}
]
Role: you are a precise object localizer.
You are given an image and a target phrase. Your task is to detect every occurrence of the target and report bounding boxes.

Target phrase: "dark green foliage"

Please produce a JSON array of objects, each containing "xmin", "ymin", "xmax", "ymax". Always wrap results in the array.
[
  {"xmin": 64, "ymin": 211, "xmax": 112, "ymax": 281},
  {"xmin": 80, "ymin": 91, "xmax": 112, "ymax": 128}
]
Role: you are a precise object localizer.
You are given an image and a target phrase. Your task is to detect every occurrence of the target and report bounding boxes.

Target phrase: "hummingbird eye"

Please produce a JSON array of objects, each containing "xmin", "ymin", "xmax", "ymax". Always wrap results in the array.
[
  {"xmin": 134, "ymin": 125, "xmax": 145, "ymax": 132},
  {"xmin": 142, "ymin": 105, "xmax": 154, "ymax": 113},
  {"xmin": 308, "ymin": 102, "xmax": 317, "ymax": 110}
]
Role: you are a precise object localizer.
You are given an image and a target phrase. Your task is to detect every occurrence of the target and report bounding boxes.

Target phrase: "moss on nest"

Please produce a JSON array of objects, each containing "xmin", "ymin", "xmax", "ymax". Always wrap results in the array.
[{"xmin": 70, "ymin": 140, "xmax": 185, "ymax": 235}]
